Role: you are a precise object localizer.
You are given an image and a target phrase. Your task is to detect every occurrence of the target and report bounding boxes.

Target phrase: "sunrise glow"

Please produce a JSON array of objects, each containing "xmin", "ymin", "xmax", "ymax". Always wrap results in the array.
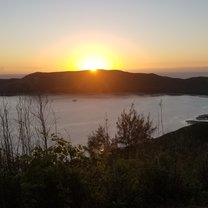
[
  {"xmin": 62, "ymin": 42, "xmax": 121, "ymax": 71},
  {"xmin": 0, "ymin": 1, "xmax": 207, "ymax": 75},
  {"xmin": 77, "ymin": 55, "xmax": 112, "ymax": 71}
]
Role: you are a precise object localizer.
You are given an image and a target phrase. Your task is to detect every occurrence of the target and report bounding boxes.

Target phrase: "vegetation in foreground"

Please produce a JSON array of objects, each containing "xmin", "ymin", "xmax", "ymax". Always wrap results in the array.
[{"xmin": 0, "ymin": 97, "xmax": 208, "ymax": 208}]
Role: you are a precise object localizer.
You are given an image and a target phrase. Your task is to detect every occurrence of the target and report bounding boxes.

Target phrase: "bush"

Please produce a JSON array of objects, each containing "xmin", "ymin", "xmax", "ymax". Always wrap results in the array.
[{"xmin": 114, "ymin": 104, "xmax": 155, "ymax": 147}]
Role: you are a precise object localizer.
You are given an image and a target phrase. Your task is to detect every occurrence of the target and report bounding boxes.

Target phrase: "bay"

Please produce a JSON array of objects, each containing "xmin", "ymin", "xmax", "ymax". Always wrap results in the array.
[{"xmin": 0, "ymin": 95, "xmax": 207, "ymax": 145}]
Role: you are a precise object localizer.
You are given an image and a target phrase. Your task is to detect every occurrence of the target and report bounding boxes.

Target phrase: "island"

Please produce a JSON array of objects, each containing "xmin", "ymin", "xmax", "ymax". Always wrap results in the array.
[{"xmin": 1, "ymin": 70, "xmax": 208, "ymax": 95}]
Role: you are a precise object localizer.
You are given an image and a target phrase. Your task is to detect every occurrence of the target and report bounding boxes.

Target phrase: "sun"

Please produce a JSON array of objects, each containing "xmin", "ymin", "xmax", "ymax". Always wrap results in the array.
[
  {"xmin": 63, "ymin": 42, "xmax": 121, "ymax": 71},
  {"xmin": 78, "ymin": 55, "xmax": 111, "ymax": 71}
]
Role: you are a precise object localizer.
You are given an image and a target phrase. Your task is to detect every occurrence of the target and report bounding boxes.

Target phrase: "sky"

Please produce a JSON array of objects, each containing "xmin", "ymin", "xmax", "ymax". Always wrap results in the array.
[{"xmin": 0, "ymin": 0, "xmax": 208, "ymax": 75}]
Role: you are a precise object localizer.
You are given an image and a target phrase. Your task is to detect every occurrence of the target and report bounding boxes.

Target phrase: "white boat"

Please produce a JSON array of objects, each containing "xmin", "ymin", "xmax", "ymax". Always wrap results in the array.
[{"xmin": 186, "ymin": 114, "xmax": 208, "ymax": 124}]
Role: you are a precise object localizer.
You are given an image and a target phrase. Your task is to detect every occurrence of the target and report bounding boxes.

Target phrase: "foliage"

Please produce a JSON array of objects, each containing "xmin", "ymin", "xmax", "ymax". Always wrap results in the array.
[
  {"xmin": 87, "ymin": 125, "xmax": 111, "ymax": 158},
  {"xmin": 1, "ymin": 99, "xmax": 208, "ymax": 207},
  {"xmin": 114, "ymin": 104, "xmax": 155, "ymax": 147}
]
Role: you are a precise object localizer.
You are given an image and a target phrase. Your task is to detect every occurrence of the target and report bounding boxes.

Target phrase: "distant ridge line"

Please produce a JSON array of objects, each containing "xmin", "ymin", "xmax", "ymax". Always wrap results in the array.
[{"xmin": 1, "ymin": 70, "xmax": 208, "ymax": 95}]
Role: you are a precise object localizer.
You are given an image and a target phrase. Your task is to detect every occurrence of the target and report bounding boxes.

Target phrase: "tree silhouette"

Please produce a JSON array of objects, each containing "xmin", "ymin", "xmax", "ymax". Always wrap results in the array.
[
  {"xmin": 87, "ymin": 124, "xmax": 111, "ymax": 158},
  {"xmin": 114, "ymin": 104, "xmax": 155, "ymax": 147}
]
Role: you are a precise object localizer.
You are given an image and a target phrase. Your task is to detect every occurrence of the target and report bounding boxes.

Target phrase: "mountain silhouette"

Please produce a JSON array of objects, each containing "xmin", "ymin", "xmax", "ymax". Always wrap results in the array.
[{"xmin": 1, "ymin": 70, "xmax": 208, "ymax": 95}]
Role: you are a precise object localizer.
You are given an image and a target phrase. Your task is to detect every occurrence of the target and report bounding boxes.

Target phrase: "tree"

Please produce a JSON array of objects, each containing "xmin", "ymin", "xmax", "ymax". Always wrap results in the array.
[
  {"xmin": 114, "ymin": 104, "xmax": 155, "ymax": 147},
  {"xmin": 87, "ymin": 123, "xmax": 111, "ymax": 158},
  {"xmin": 16, "ymin": 96, "xmax": 33, "ymax": 156},
  {"xmin": 33, "ymin": 95, "xmax": 52, "ymax": 150}
]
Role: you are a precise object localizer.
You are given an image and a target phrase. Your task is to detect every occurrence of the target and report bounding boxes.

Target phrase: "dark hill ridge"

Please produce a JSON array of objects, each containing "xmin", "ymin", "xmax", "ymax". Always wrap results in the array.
[
  {"xmin": 154, "ymin": 122, "xmax": 208, "ymax": 154},
  {"xmin": 116, "ymin": 122, "xmax": 208, "ymax": 159},
  {"xmin": 1, "ymin": 69, "xmax": 208, "ymax": 95}
]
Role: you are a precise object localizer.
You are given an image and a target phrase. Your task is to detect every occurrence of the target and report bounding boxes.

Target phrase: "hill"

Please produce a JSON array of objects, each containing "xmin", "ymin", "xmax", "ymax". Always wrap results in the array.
[
  {"xmin": 1, "ymin": 70, "xmax": 208, "ymax": 95},
  {"xmin": 151, "ymin": 122, "xmax": 208, "ymax": 159},
  {"xmin": 114, "ymin": 123, "xmax": 208, "ymax": 206},
  {"xmin": 117, "ymin": 122, "xmax": 208, "ymax": 159}
]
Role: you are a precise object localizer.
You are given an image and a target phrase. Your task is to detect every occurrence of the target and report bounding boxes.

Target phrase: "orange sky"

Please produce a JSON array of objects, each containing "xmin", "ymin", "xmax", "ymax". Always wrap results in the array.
[{"xmin": 0, "ymin": 1, "xmax": 208, "ymax": 74}]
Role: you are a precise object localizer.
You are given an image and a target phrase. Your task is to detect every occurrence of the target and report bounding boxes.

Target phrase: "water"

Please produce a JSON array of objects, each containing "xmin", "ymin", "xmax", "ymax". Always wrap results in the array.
[{"xmin": 0, "ymin": 95, "xmax": 208, "ymax": 145}]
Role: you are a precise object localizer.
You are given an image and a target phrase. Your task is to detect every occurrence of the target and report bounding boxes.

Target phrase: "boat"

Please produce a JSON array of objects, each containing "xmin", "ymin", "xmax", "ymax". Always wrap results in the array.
[
  {"xmin": 186, "ymin": 114, "xmax": 208, "ymax": 125},
  {"xmin": 196, "ymin": 114, "xmax": 208, "ymax": 120}
]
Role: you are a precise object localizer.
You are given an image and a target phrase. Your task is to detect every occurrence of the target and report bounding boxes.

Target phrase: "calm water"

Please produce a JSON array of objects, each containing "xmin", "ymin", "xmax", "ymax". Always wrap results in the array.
[{"xmin": 0, "ymin": 95, "xmax": 208, "ymax": 145}]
